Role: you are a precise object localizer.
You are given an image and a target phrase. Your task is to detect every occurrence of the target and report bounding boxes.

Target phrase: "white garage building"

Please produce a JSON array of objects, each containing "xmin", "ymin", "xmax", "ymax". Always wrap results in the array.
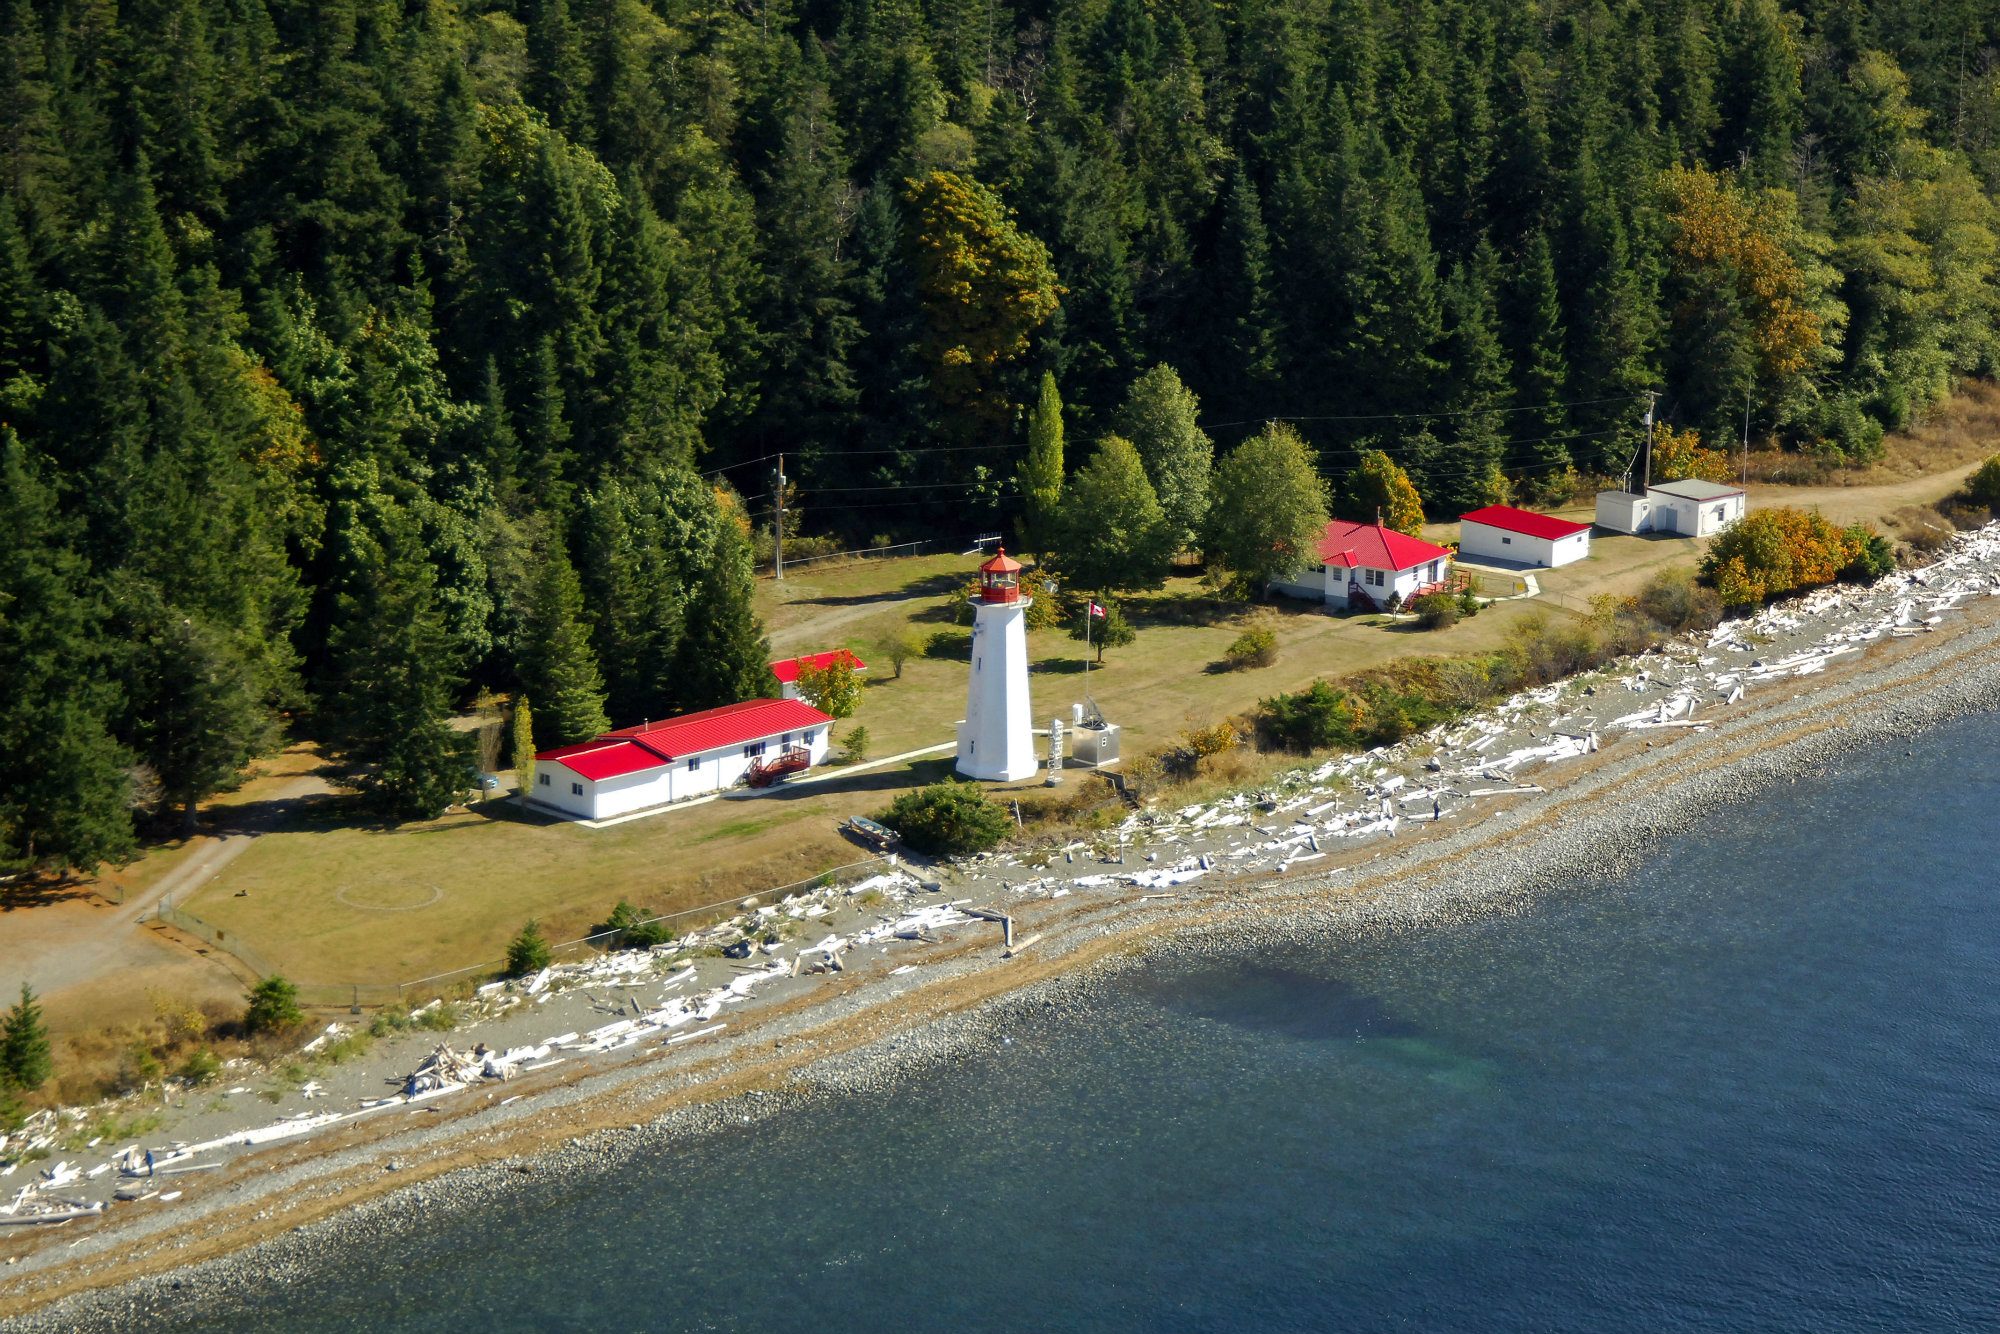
[
  {"xmin": 531, "ymin": 698, "xmax": 834, "ymax": 821},
  {"xmin": 1595, "ymin": 479, "xmax": 1746, "ymax": 537},
  {"xmin": 1458, "ymin": 505, "xmax": 1593, "ymax": 568}
]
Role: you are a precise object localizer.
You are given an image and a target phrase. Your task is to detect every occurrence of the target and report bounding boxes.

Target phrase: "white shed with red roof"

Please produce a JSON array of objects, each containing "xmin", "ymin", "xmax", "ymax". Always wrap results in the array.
[
  {"xmin": 1457, "ymin": 505, "xmax": 1593, "ymax": 569},
  {"xmin": 530, "ymin": 698, "xmax": 833, "ymax": 820},
  {"xmin": 769, "ymin": 649, "xmax": 867, "ymax": 701},
  {"xmin": 1272, "ymin": 520, "xmax": 1457, "ymax": 611}
]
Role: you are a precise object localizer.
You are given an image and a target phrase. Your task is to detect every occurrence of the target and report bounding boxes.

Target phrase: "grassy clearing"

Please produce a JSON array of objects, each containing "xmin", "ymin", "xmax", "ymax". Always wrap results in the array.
[{"xmin": 174, "ymin": 530, "xmax": 1723, "ymax": 989}]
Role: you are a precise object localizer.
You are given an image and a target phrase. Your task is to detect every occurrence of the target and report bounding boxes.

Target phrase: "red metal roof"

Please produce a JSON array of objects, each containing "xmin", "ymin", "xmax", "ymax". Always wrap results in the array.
[
  {"xmin": 1315, "ymin": 520, "xmax": 1453, "ymax": 572},
  {"xmin": 535, "ymin": 738, "xmax": 671, "ymax": 782},
  {"xmin": 1459, "ymin": 505, "xmax": 1593, "ymax": 541},
  {"xmin": 769, "ymin": 649, "xmax": 868, "ymax": 685},
  {"xmin": 537, "ymin": 698, "xmax": 835, "ymax": 780}
]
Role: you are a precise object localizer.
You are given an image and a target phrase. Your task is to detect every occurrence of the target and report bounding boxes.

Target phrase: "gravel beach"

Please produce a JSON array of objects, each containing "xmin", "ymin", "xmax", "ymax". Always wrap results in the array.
[{"xmin": 8, "ymin": 527, "xmax": 2000, "ymax": 1329}]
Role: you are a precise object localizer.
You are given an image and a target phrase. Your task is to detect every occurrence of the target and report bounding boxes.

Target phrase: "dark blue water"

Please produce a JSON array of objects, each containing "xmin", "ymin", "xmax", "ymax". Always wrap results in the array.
[{"xmin": 169, "ymin": 716, "xmax": 2000, "ymax": 1332}]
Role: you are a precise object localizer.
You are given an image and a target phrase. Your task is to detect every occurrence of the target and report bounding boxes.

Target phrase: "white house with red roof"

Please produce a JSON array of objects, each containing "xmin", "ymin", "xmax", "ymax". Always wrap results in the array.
[
  {"xmin": 1457, "ymin": 505, "xmax": 1593, "ymax": 569},
  {"xmin": 1272, "ymin": 519, "xmax": 1457, "ymax": 611},
  {"xmin": 770, "ymin": 649, "xmax": 867, "ymax": 701},
  {"xmin": 530, "ymin": 698, "xmax": 834, "ymax": 821}
]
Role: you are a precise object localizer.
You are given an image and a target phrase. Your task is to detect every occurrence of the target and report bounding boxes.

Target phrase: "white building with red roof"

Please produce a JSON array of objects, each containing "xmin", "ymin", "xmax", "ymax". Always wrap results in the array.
[
  {"xmin": 1457, "ymin": 505, "xmax": 1593, "ymax": 569},
  {"xmin": 1272, "ymin": 520, "xmax": 1457, "ymax": 611},
  {"xmin": 769, "ymin": 649, "xmax": 867, "ymax": 701},
  {"xmin": 530, "ymin": 698, "xmax": 834, "ymax": 821}
]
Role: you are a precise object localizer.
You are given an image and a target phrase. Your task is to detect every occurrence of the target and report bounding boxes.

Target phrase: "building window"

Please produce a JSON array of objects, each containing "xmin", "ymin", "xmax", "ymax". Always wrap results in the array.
[
  {"xmin": 687, "ymin": 756, "xmax": 699, "ymax": 771},
  {"xmin": 538, "ymin": 773, "xmax": 549, "ymax": 786},
  {"xmin": 743, "ymin": 741, "xmax": 767, "ymax": 759},
  {"xmin": 1501, "ymin": 535, "xmax": 1512, "ymax": 545},
  {"xmin": 782, "ymin": 732, "xmax": 792, "ymax": 744},
  {"xmin": 570, "ymin": 782, "xmax": 583, "ymax": 796}
]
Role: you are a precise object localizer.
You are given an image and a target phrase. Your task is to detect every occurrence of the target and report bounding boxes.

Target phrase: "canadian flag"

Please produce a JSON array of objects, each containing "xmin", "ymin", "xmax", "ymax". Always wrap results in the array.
[{"xmin": 1087, "ymin": 600, "xmax": 1107, "ymax": 619}]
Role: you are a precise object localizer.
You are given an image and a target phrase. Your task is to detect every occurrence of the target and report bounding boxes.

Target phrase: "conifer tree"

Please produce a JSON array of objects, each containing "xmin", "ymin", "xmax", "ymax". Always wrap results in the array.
[
  {"xmin": 320, "ymin": 462, "xmax": 475, "ymax": 822},
  {"xmin": 518, "ymin": 539, "xmax": 610, "ymax": 748},
  {"xmin": 1017, "ymin": 371, "xmax": 1066, "ymax": 555},
  {"xmin": 672, "ymin": 500, "xmax": 777, "ymax": 712},
  {"xmin": 1439, "ymin": 244, "xmax": 1513, "ymax": 511},
  {"xmin": 0, "ymin": 984, "xmax": 51, "ymax": 1091},
  {"xmin": 0, "ymin": 430, "xmax": 134, "ymax": 875},
  {"xmin": 1119, "ymin": 364, "xmax": 1212, "ymax": 553},
  {"xmin": 1210, "ymin": 165, "xmax": 1280, "ymax": 413},
  {"xmin": 526, "ymin": 0, "xmax": 593, "ymax": 141}
]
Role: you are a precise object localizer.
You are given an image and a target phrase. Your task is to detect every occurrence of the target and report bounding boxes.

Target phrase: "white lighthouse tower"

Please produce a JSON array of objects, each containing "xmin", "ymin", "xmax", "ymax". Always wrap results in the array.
[{"xmin": 955, "ymin": 548, "xmax": 1037, "ymax": 781}]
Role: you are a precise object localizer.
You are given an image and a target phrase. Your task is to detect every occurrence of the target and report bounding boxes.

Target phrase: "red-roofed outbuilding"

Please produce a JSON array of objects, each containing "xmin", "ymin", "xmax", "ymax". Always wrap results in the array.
[
  {"xmin": 1272, "ymin": 520, "xmax": 1458, "ymax": 610},
  {"xmin": 1457, "ymin": 505, "xmax": 1594, "ymax": 568},
  {"xmin": 770, "ymin": 649, "xmax": 868, "ymax": 699},
  {"xmin": 531, "ymin": 697, "xmax": 834, "ymax": 821}
]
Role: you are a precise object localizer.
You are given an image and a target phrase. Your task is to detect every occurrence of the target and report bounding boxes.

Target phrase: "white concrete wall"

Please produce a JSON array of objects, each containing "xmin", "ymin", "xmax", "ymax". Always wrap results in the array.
[
  {"xmin": 1595, "ymin": 491, "xmax": 1651, "ymax": 534},
  {"xmin": 957, "ymin": 598, "xmax": 1037, "ymax": 781},
  {"xmin": 530, "ymin": 764, "xmax": 596, "ymax": 818}
]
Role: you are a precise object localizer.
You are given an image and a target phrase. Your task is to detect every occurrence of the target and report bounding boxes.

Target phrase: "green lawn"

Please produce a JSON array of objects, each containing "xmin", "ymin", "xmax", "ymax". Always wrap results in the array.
[{"xmin": 181, "ymin": 532, "xmax": 1713, "ymax": 988}]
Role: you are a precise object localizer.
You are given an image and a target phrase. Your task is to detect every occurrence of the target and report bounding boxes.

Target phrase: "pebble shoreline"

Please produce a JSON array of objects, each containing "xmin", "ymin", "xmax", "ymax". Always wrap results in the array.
[{"xmin": 15, "ymin": 584, "xmax": 2000, "ymax": 1331}]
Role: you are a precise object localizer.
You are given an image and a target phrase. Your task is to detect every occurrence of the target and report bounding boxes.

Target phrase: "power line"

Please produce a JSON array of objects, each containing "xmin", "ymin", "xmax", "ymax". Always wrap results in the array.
[{"xmin": 1201, "ymin": 392, "xmax": 1648, "ymax": 431}]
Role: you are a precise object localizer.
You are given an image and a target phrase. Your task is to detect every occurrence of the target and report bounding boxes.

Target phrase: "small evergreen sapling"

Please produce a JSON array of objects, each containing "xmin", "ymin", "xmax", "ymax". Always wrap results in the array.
[
  {"xmin": 0, "ymin": 985, "xmax": 53, "ymax": 1091},
  {"xmin": 243, "ymin": 977, "xmax": 304, "ymax": 1037},
  {"xmin": 507, "ymin": 921, "xmax": 553, "ymax": 976}
]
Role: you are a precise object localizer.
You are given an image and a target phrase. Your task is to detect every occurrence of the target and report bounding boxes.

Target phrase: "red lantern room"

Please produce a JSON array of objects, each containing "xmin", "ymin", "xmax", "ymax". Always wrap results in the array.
[{"xmin": 978, "ymin": 547, "xmax": 1024, "ymax": 603}]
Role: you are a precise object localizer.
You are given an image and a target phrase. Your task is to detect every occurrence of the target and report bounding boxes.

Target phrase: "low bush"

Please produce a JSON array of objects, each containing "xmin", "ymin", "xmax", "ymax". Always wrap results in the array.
[
  {"xmin": 1456, "ymin": 587, "xmax": 1481, "ymax": 618},
  {"xmin": 925, "ymin": 628, "xmax": 971, "ymax": 660},
  {"xmin": 177, "ymin": 1048, "xmax": 223, "ymax": 1087},
  {"xmin": 1409, "ymin": 593, "xmax": 1459, "ymax": 630},
  {"xmin": 596, "ymin": 900, "xmax": 670, "ymax": 950},
  {"xmin": 1150, "ymin": 719, "xmax": 1246, "ymax": 779},
  {"xmin": 1964, "ymin": 454, "xmax": 2000, "ymax": 511},
  {"xmin": 1633, "ymin": 568, "xmax": 1723, "ymax": 634},
  {"xmin": 242, "ymin": 977, "xmax": 304, "ymax": 1037},
  {"xmin": 1223, "ymin": 624, "xmax": 1278, "ymax": 669},
  {"xmin": 879, "ymin": 781, "xmax": 1013, "ymax": 857}
]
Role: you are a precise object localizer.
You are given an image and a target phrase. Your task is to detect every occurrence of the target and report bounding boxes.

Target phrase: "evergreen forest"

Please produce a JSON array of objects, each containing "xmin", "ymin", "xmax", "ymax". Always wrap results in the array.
[{"xmin": 5, "ymin": 0, "xmax": 2000, "ymax": 871}]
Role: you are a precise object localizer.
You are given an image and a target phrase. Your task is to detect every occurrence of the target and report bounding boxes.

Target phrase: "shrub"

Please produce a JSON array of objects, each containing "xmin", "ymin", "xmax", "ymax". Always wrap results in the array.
[
  {"xmin": 1151, "ymin": 719, "xmax": 1244, "ymax": 779},
  {"xmin": 243, "ymin": 977, "xmax": 304, "ymax": 1037},
  {"xmin": 1258, "ymin": 680, "xmax": 1368, "ymax": 751},
  {"xmin": 1410, "ymin": 593, "xmax": 1459, "ymax": 630},
  {"xmin": 879, "ymin": 781, "xmax": 1013, "ymax": 857},
  {"xmin": 925, "ymin": 628, "xmax": 971, "ymax": 660},
  {"xmin": 879, "ymin": 631, "xmax": 919, "ymax": 679},
  {"xmin": 842, "ymin": 725, "xmax": 870, "ymax": 763},
  {"xmin": 1842, "ymin": 526, "xmax": 1895, "ymax": 581},
  {"xmin": 1634, "ymin": 568, "xmax": 1723, "ymax": 633},
  {"xmin": 1701, "ymin": 507, "xmax": 1872, "ymax": 608},
  {"xmin": 505, "ymin": 921, "xmax": 552, "ymax": 976},
  {"xmin": 1456, "ymin": 587, "xmax": 1481, "ymax": 618},
  {"xmin": 597, "ymin": 900, "xmax": 669, "ymax": 950},
  {"xmin": 177, "ymin": 1048, "xmax": 223, "ymax": 1087},
  {"xmin": 1965, "ymin": 454, "xmax": 2000, "ymax": 511},
  {"xmin": 1223, "ymin": 624, "xmax": 1278, "ymax": 669}
]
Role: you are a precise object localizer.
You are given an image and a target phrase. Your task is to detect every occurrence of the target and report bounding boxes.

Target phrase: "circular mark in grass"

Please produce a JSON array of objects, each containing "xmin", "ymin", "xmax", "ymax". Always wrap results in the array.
[{"xmin": 335, "ymin": 883, "xmax": 445, "ymax": 912}]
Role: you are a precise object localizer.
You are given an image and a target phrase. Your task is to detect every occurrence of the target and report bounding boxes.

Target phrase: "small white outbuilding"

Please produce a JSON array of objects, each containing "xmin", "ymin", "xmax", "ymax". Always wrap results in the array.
[
  {"xmin": 1457, "ymin": 505, "xmax": 1593, "ymax": 569},
  {"xmin": 1595, "ymin": 479, "xmax": 1746, "ymax": 537}
]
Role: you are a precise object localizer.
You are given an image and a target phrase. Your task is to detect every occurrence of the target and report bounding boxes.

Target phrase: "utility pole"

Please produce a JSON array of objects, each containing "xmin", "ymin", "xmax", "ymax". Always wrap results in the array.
[
  {"xmin": 773, "ymin": 452, "xmax": 785, "ymax": 581},
  {"xmin": 1638, "ymin": 391, "xmax": 1658, "ymax": 494},
  {"xmin": 1742, "ymin": 389, "xmax": 1751, "ymax": 486}
]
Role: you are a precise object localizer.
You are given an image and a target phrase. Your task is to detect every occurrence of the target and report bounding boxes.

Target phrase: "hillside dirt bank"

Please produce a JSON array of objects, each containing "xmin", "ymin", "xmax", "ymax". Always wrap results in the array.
[{"xmin": 7, "ymin": 580, "xmax": 2000, "ymax": 1324}]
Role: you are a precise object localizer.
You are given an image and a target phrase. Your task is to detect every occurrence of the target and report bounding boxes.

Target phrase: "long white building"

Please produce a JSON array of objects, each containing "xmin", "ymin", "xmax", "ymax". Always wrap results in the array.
[{"xmin": 531, "ymin": 698, "xmax": 833, "ymax": 821}]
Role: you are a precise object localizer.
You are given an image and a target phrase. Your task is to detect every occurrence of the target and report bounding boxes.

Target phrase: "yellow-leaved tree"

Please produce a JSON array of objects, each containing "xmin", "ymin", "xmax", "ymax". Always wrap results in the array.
[{"xmin": 905, "ymin": 172, "xmax": 1062, "ymax": 438}]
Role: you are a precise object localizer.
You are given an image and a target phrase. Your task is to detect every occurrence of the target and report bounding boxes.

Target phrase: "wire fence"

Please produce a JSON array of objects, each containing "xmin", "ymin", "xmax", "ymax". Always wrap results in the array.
[
  {"xmin": 762, "ymin": 539, "xmax": 934, "ymax": 575},
  {"xmin": 155, "ymin": 855, "xmax": 896, "ymax": 1013}
]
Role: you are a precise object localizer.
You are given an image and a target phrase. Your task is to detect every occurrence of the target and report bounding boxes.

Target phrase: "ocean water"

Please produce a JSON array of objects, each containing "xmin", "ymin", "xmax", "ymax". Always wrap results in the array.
[{"xmin": 161, "ymin": 714, "xmax": 2000, "ymax": 1333}]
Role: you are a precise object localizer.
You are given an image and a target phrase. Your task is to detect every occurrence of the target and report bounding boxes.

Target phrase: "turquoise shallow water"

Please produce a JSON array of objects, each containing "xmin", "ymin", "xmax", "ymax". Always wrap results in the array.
[{"xmin": 158, "ymin": 713, "xmax": 2000, "ymax": 1332}]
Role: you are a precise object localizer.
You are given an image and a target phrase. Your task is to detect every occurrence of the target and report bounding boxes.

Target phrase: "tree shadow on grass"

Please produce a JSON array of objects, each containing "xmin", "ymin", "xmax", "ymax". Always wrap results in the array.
[
  {"xmin": 0, "ymin": 875, "xmax": 94, "ymax": 911},
  {"xmin": 793, "ymin": 571, "xmax": 965, "ymax": 609}
]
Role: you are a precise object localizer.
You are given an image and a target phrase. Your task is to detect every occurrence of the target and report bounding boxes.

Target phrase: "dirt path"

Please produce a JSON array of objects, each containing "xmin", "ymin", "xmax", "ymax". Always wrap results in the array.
[{"xmin": 0, "ymin": 764, "xmax": 338, "ymax": 1034}]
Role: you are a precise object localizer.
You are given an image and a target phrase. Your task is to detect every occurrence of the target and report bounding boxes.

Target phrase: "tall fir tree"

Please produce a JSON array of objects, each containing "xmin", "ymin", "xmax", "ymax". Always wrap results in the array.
[
  {"xmin": 1017, "ymin": 371, "xmax": 1066, "ymax": 555},
  {"xmin": 517, "ymin": 536, "xmax": 611, "ymax": 747}
]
